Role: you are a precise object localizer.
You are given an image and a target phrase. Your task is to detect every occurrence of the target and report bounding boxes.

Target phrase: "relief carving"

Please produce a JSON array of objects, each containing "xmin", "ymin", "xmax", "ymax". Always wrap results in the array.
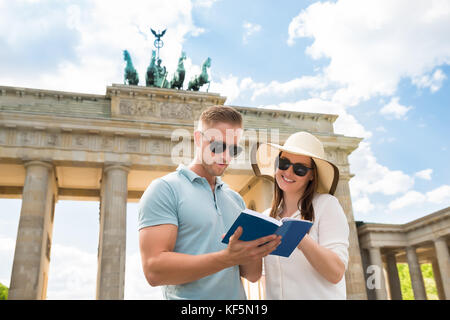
[
  {"xmin": 127, "ymin": 138, "xmax": 140, "ymax": 152},
  {"xmin": 101, "ymin": 136, "xmax": 114, "ymax": 150},
  {"xmin": 45, "ymin": 133, "xmax": 59, "ymax": 147},
  {"xmin": 19, "ymin": 131, "xmax": 38, "ymax": 146},
  {"xmin": 160, "ymin": 102, "xmax": 192, "ymax": 120},
  {"xmin": 150, "ymin": 140, "xmax": 162, "ymax": 154},
  {"xmin": 119, "ymin": 99, "xmax": 156, "ymax": 117},
  {"xmin": 72, "ymin": 134, "xmax": 88, "ymax": 148},
  {"xmin": 325, "ymin": 150, "xmax": 337, "ymax": 162}
]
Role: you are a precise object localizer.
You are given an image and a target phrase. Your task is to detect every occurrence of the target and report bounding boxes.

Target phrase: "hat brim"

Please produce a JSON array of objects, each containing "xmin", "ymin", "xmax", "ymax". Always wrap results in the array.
[{"xmin": 252, "ymin": 142, "xmax": 339, "ymax": 195}]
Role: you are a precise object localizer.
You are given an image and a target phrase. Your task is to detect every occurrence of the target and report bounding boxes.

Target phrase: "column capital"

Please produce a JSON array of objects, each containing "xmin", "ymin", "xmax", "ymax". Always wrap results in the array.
[
  {"xmin": 103, "ymin": 163, "xmax": 130, "ymax": 174},
  {"xmin": 406, "ymin": 245, "xmax": 419, "ymax": 251},
  {"xmin": 23, "ymin": 160, "xmax": 54, "ymax": 171},
  {"xmin": 433, "ymin": 236, "xmax": 448, "ymax": 243}
]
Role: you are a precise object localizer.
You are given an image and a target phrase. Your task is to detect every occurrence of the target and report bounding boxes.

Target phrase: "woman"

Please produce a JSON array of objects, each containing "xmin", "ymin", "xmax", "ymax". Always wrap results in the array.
[{"xmin": 254, "ymin": 131, "xmax": 350, "ymax": 299}]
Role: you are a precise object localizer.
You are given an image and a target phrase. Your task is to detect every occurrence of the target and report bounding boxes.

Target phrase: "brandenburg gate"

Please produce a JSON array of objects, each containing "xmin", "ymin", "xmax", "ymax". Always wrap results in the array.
[{"xmin": 0, "ymin": 84, "xmax": 367, "ymax": 299}]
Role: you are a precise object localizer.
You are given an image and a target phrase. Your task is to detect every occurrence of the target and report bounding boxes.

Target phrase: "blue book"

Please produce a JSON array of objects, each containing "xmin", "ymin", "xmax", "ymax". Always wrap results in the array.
[{"xmin": 222, "ymin": 208, "xmax": 313, "ymax": 258}]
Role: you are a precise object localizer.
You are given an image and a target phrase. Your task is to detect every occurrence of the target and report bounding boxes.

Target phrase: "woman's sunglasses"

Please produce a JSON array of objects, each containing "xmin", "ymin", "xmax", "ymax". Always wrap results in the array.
[
  {"xmin": 201, "ymin": 132, "xmax": 243, "ymax": 158},
  {"xmin": 276, "ymin": 156, "xmax": 313, "ymax": 177}
]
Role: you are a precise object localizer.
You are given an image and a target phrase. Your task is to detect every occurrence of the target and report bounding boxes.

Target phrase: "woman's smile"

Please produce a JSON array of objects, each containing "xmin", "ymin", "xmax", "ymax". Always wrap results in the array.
[{"xmin": 281, "ymin": 175, "xmax": 296, "ymax": 183}]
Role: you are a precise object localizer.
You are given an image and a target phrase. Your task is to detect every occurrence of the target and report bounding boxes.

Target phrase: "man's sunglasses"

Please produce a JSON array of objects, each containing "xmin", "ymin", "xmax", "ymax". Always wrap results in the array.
[
  {"xmin": 201, "ymin": 132, "xmax": 243, "ymax": 158},
  {"xmin": 276, "ymin": 156, "xmax": 313, "ymax": 177}
]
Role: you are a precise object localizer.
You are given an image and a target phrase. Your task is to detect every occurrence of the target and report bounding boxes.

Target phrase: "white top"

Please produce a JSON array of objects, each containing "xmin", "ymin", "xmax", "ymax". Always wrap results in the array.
[{"xmin": 263, "ymin": 193, "xmax": 350, "ymax": 300}]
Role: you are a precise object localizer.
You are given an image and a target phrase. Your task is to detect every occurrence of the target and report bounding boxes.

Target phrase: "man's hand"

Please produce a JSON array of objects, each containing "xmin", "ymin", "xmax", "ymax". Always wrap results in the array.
[{"xmin": 221, "ymin": 226, "xmax": 282, "ymax": 267}]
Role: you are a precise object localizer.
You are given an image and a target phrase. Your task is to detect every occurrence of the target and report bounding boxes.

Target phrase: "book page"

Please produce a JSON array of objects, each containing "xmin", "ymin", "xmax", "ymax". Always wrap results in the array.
[
  {"xmin": 280, "ymin": 217, "xmax": 313, "ymax": 225},
  {"xmin": 243, "ymin": 208, "xmax": 282, "ymax": 227}
]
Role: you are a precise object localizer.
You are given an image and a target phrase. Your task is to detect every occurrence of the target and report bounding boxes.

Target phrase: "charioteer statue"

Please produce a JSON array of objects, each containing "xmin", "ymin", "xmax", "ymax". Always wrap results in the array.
[{"xmin": 123, "ymin": 27, "xmax": 211, "ymax": 91}]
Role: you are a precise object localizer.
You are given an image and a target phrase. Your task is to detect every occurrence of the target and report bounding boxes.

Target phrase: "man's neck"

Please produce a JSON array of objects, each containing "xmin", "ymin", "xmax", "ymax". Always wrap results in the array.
[{"xmin": 188, "ymin": 162, "xmax": 216, "ymax": 190}]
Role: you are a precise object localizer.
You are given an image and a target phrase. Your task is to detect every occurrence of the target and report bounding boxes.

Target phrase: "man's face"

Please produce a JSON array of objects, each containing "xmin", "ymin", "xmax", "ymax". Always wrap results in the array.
[{"xmin": 195, "ymin": 122, "xmax": 243, "ymax": 177}]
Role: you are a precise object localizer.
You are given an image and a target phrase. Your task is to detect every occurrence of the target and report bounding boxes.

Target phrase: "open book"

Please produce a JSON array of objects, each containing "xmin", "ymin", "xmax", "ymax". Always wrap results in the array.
[{"xmin": 222, "ymin": 208, "xmax": 313, "ymax": 257}]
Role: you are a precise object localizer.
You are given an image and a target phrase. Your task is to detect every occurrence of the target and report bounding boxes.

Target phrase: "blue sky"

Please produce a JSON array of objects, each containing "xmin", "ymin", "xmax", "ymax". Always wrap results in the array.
[{"xmin": 1, "ymin": 0, "xmax": 449, "ymax": 299}]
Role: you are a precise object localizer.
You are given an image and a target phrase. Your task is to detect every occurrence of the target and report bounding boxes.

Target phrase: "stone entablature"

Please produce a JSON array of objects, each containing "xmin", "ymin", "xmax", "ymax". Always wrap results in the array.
[
  {"xmin": 0, "ymin": 84, "xmax": 362, "ymax": 174},
  {"xmin": 358, "ymin": 207, "xmax": 450, "ymax": 248},
  {"xmin": 1, "ymin": 84, "xmax": 341, "ymax": 136}
]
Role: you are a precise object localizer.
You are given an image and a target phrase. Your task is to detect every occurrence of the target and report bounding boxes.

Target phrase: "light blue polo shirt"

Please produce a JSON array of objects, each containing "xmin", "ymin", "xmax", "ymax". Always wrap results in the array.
[{"xmin": 138, "ymin": 164, "xmax": 247, "ymax": 300}]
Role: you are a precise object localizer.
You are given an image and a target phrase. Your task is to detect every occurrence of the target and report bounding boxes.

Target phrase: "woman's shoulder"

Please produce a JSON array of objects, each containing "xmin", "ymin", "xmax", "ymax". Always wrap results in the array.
[
  {"xmin": 312, "ymin": 193, "xmax": 344, "ymax": 217},
  {"xmin": 313, "ymin": 192, "xmax": 339, "ymax": 205}
]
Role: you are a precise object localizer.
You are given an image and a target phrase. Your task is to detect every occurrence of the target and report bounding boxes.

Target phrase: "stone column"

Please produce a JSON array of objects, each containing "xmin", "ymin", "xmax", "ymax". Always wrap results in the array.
[
  {"xmin": 367, "ymin": 247, "xmax": 388, "ymax": 300},
  {"xmin": 433, "ymin": 237, "xmax": 449, "ymax": 299},
  {"xmin": 385, "ymin": 252, "xmax": 402, "ymax": 300},
  {"xmin": 359, "ymin": 248, "xmax": 376, "ymax": 300},
  {"xmin": 9, "ymin": 161, "xmax": 57, "ymax": 300},
  {"xmin": 431, "ymin": 258, "xmax": 445, "ymax": 300},
  {"xmin": 96, "ymin": 164, "xmax": 129, "ymax": 300},
  {"xmin": 334, "ymin": 172, "xmax": 368, "ymax": 300},
  {"xmin": 405, "ymin": 246, "xmax": 427, "ymax": 300},
  {"xmin": 254, "ymin": 177, "xmax": 273, "ymax": 213}
]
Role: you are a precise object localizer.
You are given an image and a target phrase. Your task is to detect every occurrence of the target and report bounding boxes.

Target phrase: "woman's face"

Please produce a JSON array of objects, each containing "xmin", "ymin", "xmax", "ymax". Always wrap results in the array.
[{"xmin": 275, "ymin": 152, "xmax": 314, "ymax": 195}]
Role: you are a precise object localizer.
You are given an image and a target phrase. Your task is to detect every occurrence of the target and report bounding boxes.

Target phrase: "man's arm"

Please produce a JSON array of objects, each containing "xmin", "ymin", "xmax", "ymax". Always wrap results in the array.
[{"xmin": 139, "ymin": 225, "xmax": 281, "ymax": 286}]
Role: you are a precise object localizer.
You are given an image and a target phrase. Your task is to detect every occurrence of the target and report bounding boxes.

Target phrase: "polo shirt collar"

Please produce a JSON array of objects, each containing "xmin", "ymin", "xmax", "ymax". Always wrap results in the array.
[{"xmin": 176, "ymin": 164, "xmax": 224, "ymax": 187}]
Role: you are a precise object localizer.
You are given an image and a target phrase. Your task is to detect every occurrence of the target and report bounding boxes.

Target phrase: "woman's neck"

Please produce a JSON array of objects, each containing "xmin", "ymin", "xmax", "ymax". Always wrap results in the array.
[{"xmin": 281, "ymin": 191, "xmax": 303, "ymax": 218}]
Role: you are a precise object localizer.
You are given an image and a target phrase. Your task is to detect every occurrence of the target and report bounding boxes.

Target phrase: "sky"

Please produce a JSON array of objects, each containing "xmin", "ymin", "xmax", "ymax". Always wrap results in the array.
[{"xmin": 0, "ymin": 0, "xmax": 449, "ymax": 299}]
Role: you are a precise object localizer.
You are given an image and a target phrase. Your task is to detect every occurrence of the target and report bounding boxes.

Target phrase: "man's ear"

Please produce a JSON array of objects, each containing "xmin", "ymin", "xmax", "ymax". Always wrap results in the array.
[{"xmin": 193, "ymin": 130, "xmax": 202, "ymax": 148}]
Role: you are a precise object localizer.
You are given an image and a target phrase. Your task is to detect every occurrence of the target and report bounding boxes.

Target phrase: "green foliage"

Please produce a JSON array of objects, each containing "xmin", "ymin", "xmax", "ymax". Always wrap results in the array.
[
  {"xmin": 421, "ymin": 264, "xmax": 438, "ymax": 300},
  {"xmin": 398, "ymin": 263, "xmax": 414, "ymax": 300},
  {"xmin": 0, "ymin": 282, "xmax": 8, "ymax": 300},
  {"xmin": 397, "ymin": 263, "xmax": 438, "ymax": 300}
]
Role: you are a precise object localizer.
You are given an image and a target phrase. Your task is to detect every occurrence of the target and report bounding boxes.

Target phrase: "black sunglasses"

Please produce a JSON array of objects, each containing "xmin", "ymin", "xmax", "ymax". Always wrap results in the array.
[
  {"xmin": 201, "ymin": 132, "xmax": 243, "ymax": 158},
  {"xmin": 276, "ymin": 156, "xmax": 313, "ymax": 177}
]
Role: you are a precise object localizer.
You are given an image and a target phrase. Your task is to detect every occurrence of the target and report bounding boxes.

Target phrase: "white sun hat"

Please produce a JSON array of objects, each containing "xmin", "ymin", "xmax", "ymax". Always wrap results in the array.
[{"xmin": 252, "ymin": 131, "xmax": 339, "ymax": 195}]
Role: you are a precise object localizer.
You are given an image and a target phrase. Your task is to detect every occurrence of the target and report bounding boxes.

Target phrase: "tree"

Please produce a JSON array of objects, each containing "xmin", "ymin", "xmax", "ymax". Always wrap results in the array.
[{"xmin": 0, "ymin": 282, "xmax": 8, "ymax": 300}]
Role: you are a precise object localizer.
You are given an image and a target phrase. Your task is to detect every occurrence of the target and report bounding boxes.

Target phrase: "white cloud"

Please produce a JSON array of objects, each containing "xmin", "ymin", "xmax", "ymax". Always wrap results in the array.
[
  {"xmin": 388, "ymin": 190, "xmax": 426, "ymax": 211},
  {"xmin": 44, "ymin": 243, "xmax": 162, "ymax": 299},
  {"xmin": 353, "ymin": 196, "xmax": 375, "ymax": 214},
  {"xmin": 287, "ymin": 0, "xmax": 450, "ymax": 104},
  {"xmin": 412, "ymin": 69, "xmax": 447, "ymax": 93},
  {"xmin": 0, "ymin": 0, "xmax": 203, "ymax": 94},
  {"xmin": 376, "ymin": 126, "xmax": 387, "ymax": 132},
  {"xmin": 46, "ymin": 244, "xmax": 97, "ymax": 299},
  {"xmin": 349, "ymin": 141, "xmax": 415, "ymax": 198},
  {"xmin": 0, "ymin": 236, "xmax": 15, "ymax": 287},
  {"xmin": 242, "ymin": 21, "xmax": 261, "ymax": 44},
  {"xmin": 250, "ymin": 75, "xmax": 328, "ymax": 100},
  {"xmin": 380, "ymin": 97, "xmax": 413, "ymax": 120},
  {"xmin": 415, "ymin": 169, "xmax": 433, "ymax": 180},
  {"xmin": 387, "ymin": 184, "xmax": 450, "ymax": 211},
  {"xmin": 193, "ymin": 0, "xmax": 220, "ymax": 8},
  {"xmin": 209, "ymin": 74, "xmax": 241, "ymax": 103},
  {"xmin": 426, "ymin": 185, "xmax": 450, "ymax": 204},
  {"xmin": 125, "ymin": 252, "xmax": 163, "ymax": 299}
]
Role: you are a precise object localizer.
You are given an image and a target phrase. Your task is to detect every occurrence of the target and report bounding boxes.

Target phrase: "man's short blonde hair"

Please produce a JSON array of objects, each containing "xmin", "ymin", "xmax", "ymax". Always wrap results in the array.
[{"xmin": 199, "ymin": 105, "xmax": 243, "ymax": 129}]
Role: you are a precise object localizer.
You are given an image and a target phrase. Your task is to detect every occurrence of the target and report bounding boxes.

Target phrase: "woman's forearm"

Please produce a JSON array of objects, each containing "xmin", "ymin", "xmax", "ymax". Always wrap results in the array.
[
  {"xmin": 239, "ymin": 260, "xmax": 263, "ymax": 283},
  {"xmin": 297, "ymin": 234, "xmax": 345, "ymax": 284}
]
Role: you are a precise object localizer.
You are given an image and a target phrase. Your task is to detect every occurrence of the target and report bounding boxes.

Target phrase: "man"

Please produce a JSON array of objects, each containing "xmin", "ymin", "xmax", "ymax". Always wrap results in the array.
[{"xmin": 138, "ymin": 105, "xmax": 281, "ymax": 300}]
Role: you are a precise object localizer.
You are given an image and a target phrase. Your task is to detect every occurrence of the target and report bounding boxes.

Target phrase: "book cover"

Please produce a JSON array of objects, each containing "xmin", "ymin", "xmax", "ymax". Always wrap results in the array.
[{"xmin": 222, "ymin": 209, "xmax": 313, "ymax": 257}]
